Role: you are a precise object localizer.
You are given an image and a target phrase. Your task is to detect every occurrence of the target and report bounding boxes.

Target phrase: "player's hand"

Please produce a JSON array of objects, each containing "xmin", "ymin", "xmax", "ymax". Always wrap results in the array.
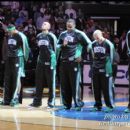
[
  {"xmin": 75, "ymin": 57, "xmax": 82, "ymax": 62},
  {"xmin": 63, "ymin": 39, "xmax": 68, "ymax": 46}
]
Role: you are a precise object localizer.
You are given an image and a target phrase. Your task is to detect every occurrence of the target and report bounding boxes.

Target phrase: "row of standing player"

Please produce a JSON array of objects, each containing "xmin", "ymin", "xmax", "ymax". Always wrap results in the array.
[{"xmin": 0, "ymin": 19, "xmax": 130, "ymax": 113}]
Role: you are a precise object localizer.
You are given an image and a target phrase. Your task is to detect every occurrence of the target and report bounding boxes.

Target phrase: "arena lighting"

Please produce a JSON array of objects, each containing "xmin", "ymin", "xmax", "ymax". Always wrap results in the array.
[
  {"xmin": 114, "ymin": 20, "xmax": 117, "ymax": 35},
  {"xmin": 65, "ymin": 1, "xmax": 74, "ymax": 4},
  {"xmin": 90, "ymin": 16, "xmax": 120, "ymax": 19}
]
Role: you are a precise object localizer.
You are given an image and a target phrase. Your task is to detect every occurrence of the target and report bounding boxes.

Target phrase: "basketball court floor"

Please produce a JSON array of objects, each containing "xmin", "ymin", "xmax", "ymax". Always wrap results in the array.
[{"xmin": 0, "ymin": 86, "xmax": 130, "ymax": 130}]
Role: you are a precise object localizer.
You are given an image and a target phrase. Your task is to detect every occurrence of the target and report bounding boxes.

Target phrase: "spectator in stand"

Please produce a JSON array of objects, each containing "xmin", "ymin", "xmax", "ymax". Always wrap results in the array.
[
  {"xmin": 113, "ymin": 35, "xmax": 120, "ymax": 50},
  {"xmin": 19, "ymin": 6, "xmax": 28, "ymax": 21},
  {"xmin": 84, "ymin": 18, "xmax": 97, "ymax": 40},
  {"xmin": 24, "ymin": 18, "xmax": 38, "ymax": 64},
  {"xmin": 46, "ymin": 2, "xmax": 51, "ymax": 11},
  {"xmin": 24, "ymin": 19, "xmax": 36, "ymax": 36},
  {"xmin": 112, "ymin": 35, "xmax": 120, "ymax": 83},
  {"xmin": 15, "ymin": 12, "xmax": 26, "ymax": 27},
  {"xmin": 33, "ymin": 7, "xmax": 41, "ymax": 25},
  {"xmin": 24, "ymin": 18, "xmax": 37, "ymax": 48},
  {"xmin": 117, "ymin": 30, "xmax": 128, "ymax": 64},
  {"xmin": 76, "ymin": 14, "xmax": 85, "ymax": 31},
  {"xmin": 36, "ymin": 12, "xmax": 46, "ymax": 33},
  {"xmin": 44, "ymin": 10, "xmax": 51, "ymax": 22},
  {"xmin": 57, "ymin": 5, "xmax": 64, "ymax": 16},
  {"xmin": 4, "ymin": 9, "xmax": 13, "ymax": 22},
  {"xmin": 49, "ymin": 15, "xmax": 56, "ymax": 33},
  {"xmin": 10, "ymin": 9, "xmax": 19, "ymax": 20},
  {"xmin": 17, "ymin": 25, "xmax": 24, "ymax": 32},
  {"xmin": 103, "ymin": 29, "xmax": 111, "ymax": 40},
  {"xmin": 63, "ymin": 13, "xmax": 69, "ymax": 23},
  {"xmin": 65, "ymin": 4, "xmax": 77, "ymax": 19},
  {"xmin": 32, "ymin": 4, "xmax": 38, "ymax": 12},
  {"xmin": 40, "ymin": 3, "xmax": 46, "ymax": 14},
  {"xmin": 77, "ymin": 8, "xmax": 84, "ymax": 18},
  {"xmin": 55, "ymin": 14, "xmax": 65, "ymax": 37},
  {"xmin": 10, "ymin": 1, "xmax": 20, "ymax": 11},
  {"xmin": 10, "ymin": 17, "xmax": 16, "ymax": 25}
]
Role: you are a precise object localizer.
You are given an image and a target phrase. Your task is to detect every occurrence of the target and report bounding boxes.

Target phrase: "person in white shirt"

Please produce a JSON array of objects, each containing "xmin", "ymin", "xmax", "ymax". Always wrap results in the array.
[
  {"xmin": 10, "ymin": 1, "xmax": 20, "ymax": 10},
  {"xmin": 65, "ymin": 4, "xmax": 77, "ymax": 19},
  {"xmin": 24, "ymin": 19, "xmax": 36, "ymax": 35},
  {"xmin": 36, "ymin": 13, "xmax": 46, "ymax": 32},
  {"xmin": 40, "ymin": 3, "xmax": 46, "ymax": 14},
  {"xmin": 19, "ymin": 6, "xmax": 28, "ymax": 21}
]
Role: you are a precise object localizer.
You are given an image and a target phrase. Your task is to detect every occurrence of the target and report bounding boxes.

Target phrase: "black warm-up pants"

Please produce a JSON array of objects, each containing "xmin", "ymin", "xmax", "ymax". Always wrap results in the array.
[
  {"xmin": 60, "ymin": 61, "xmax": 81, "ymax": 108},
  {"xmin": 92, "ymin": 69, "xmax": 114, "ymax": 108},
  {"xmin": 3, "ymin": 57, "xmax": 23, "ymax": 104},
  {"xmin": 33, "ymin": 62, "xmax": 55, "ymax": 106}
]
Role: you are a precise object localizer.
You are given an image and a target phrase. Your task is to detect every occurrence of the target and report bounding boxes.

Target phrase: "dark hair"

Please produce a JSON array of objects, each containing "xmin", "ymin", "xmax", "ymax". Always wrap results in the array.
[
  {"xmin": 113, "ymin": 35, "xmax": 119, "ymax": 39},
  {"xmin": 67, "ymin": 19, "xmax": 75, "ymax": 25}
]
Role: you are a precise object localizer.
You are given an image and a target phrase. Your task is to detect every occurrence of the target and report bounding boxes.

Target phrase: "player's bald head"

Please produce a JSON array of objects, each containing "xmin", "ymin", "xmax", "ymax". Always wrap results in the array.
[
  {"xmin": 42, "ymin": 21, "xmax": 51, "ymax": 30},
  {"xmin": 93, "ymin": 30, "xmax": 103, "ymax": 40}
]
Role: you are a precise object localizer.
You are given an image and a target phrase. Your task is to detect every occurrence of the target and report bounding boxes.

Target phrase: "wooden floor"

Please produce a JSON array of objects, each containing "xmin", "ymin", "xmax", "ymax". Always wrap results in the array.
[
  {"xmin": 0, "ymin": 87, "xmax": 130, "ymax": 130},
  {"xmin": 0, "ymin": 121, "xmax": 88, "ymax": 130}
]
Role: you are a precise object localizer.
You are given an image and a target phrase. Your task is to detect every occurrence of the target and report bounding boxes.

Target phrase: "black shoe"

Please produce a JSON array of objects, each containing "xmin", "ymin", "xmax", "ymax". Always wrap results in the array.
[
  {"xmin": 29, "ymin": 103, "xmax": 41, "ymax": 107},
  {"xmin": 0, "ymin": 100, "xmax": 10, "ymax": 106}
]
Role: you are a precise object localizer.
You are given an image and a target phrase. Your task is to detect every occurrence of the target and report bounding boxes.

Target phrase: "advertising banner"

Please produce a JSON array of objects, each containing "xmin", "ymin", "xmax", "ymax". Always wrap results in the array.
[{"xmin": 83, "ymin": 65, "xmax": 129, "ymax": 85}]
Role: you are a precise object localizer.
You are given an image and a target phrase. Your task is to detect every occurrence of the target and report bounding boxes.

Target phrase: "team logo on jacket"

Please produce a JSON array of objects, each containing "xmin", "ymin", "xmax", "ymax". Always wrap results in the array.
[
  {"xmin": 94, "ymin": 47, "xmax": 106, "ymax": 54},
  {"xmin": 64, "ymin": 36, "xmax": 74, "ymax": 42},
  {"xmin": 8, "ymin": 39, "xmax": 17, "ymax": 45},
  {"xmin": 38, "ymin": 40, "xmax": 49, "ymax": 46}
]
